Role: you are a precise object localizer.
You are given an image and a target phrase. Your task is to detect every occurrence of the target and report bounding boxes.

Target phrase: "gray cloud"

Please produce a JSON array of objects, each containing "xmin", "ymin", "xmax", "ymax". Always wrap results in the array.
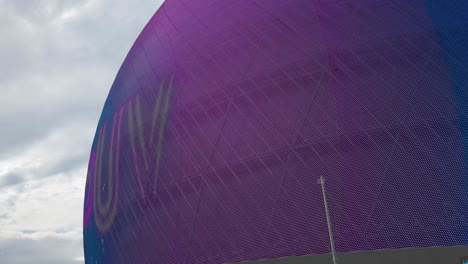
[
  {"xmin": 0, "ymin": 173, "xmax": 24, "ymax": 188},
  {"xmin": 0, "ymin": 0, "xmax": 162, "ymax": 158},
  {"xmin": 41, "ymin": 153, "xmax": 89, "ymax": 178},
  {"xmin": 0, "ymin": 237, "xmax": 83, "ymax": 264},
  {"xmin": 0, "ymin": 0, "xmax": 164, "ymax": 263}
]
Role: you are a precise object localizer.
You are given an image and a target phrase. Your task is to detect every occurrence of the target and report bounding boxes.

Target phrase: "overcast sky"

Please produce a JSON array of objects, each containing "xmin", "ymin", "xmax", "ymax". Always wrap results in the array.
[{"xmin": 0, "ymin": 0, "xmax": 163, "ymax": 263}]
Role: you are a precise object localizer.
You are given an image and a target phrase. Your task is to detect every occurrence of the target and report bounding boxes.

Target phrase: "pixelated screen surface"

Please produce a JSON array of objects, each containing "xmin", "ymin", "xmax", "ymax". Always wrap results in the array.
[{"xmin": 83, "ymin": 0, "xmax": 468, "ymax": 263}]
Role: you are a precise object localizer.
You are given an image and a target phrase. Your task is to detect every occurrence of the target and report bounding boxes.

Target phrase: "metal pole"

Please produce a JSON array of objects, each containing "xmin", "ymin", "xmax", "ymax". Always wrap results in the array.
[{"xmin": 318, "ymin": 176, "xmax": 338, "ymax": 264}]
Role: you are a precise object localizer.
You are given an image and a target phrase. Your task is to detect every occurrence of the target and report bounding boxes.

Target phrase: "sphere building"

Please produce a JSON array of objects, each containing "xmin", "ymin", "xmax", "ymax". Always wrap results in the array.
[{"xmin": 83, "ymin": 0, "xmax": 468, "ymax": 263}]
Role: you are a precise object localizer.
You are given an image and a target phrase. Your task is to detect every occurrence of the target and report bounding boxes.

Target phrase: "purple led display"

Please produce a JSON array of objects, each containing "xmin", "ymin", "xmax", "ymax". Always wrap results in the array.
[{"xmin": 83, "ymin": 0, "xmax": 468, "ymax": 263}]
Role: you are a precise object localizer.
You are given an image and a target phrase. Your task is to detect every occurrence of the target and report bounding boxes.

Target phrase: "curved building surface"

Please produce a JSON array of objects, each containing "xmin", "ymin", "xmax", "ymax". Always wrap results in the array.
[{"xmin": 83, "ymin": 0, "xmax": 468, "ymax": 263}]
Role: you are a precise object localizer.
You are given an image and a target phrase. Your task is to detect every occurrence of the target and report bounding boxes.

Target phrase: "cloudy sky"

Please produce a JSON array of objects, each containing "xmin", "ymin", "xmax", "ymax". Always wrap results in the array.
[{"xmin": 0, "ymin": 0, "xmax": 163, "ymax": 263}]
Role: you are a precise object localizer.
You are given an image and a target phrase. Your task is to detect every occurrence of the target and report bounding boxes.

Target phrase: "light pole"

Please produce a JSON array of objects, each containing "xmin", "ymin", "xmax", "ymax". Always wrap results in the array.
[{"xmin": 318, "ymin": 176, "xmax": 338, "ymax": 264}]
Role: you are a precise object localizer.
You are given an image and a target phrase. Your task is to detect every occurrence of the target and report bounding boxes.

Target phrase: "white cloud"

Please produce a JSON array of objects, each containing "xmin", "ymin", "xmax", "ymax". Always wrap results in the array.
[
  {"xmin": 0, "ymin": 171, "xmax": 85, "ymax": 237},
  {"xmin": 0, "ymin": 0, "xmax": 165, "ymax": 263}
]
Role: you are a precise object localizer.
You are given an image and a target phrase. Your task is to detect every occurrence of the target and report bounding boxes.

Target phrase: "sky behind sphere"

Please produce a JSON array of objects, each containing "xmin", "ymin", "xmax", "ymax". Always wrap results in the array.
[{"xmin": 0, "ymin": 0, "xmax": 164, "ymax": 263}]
